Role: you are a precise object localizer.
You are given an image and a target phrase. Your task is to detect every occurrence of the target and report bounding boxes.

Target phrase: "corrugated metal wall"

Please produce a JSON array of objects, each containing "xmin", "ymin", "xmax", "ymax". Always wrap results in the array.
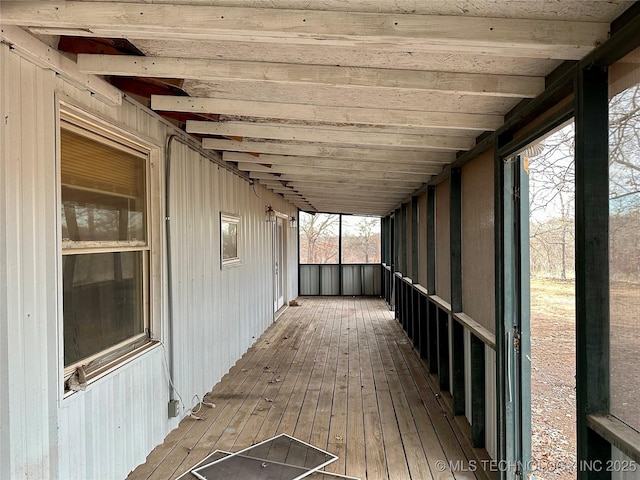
[
  {"xmin": 168, "ymin": 140, "xmax": 297, "ymax": 405},
  {"xmin": 1, "ymin": 44, "xmax": 60, "ymax": 480},
  {"xmin": 0, "ymin": 42, "xmax": 298, "ymax": 479},
  {"xmin": 299, "ymin": 264, "xmax": 381, "ymax": 296}
]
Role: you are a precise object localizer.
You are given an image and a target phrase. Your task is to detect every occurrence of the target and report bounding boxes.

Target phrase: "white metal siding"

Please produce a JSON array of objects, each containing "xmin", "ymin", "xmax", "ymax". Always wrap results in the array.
[
  {"xmin": 168, "ymin": 140, "xmax": 297, "ymax": 406},
  {"xmin": 1, "ymin": 41, "xmax": 299, "ymax": 479},
  {"xmin": 1, "ymin": 45, "xmax": 59, "ymax": 480},
  {"xmin": 58, "ymin": 347, "xmax": 169, "ymax": 480},
  {"xmin": 53, "ymin": 73, "xmax": 173, "ymax": 480}
]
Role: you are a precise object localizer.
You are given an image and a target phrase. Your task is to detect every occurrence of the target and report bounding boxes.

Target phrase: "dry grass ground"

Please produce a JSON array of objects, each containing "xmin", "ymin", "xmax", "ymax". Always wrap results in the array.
[
  {"xmin": 530, "ymin": 277, "xmax": 576, "ymax": 480},
  {"xmin": 530, "ymin": 277, "xmax": 639, "ymax": 480}
]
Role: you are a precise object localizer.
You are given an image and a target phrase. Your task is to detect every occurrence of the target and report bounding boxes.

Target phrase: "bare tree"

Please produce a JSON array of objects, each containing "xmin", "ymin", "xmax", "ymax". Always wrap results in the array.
[
  {"xmin": 528, "ymin": 124, "xmax": 576, "ymax": 279},
  {"xmin": 609, "ymin": 84, "xmax": 640, "ymax": 209},
  {"xmin": 341, "ymin": 216, "xmax": 381, "ymax": 263},
  {"xmin": 299, "ymin": 212, "xmax": 339, "ymax": 264},
  {"xmin": 527, "ymin": 83, "xmax": 640, "ymax": 280}
]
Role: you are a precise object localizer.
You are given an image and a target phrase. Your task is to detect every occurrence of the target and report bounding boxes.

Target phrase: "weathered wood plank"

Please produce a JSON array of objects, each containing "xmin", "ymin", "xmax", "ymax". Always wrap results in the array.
[
  {"xmin": 3, "ymin": 2, "xmax": 608, "ymax": 59},
  {"xmin": 153, "ymin": 95, "xmax": 503, "ymax": 130},
  {"xmin": 217, "ymin": 142, "xmax": 455, "ymax": 163},
  {"xmin": 133, "ymin": 39, "xmax": 561, "ymax": 76},
  {"xmin": 188, "ymin": 121, "xmax": 476, "ymax": 150},
  {"xmin": 248, "ymin": 170, "xmax": 431, "ymax": 184},
  {"xmin": 78, "ymin": 54, "xmax": 543, "ymax": 98},
  {"xmin": 128, "ymin": 297, "xmax": 484, "ymax": 480},
  {"xmin": 0, "ymin": 25, "xmax": 121, "ymax": 105}
]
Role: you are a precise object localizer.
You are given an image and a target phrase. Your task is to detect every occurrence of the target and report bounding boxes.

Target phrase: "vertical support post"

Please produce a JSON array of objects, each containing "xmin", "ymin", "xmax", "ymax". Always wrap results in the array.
[
  {"xmin": 338, "ymin": 214, "xmax": 343, "ymax": 296},
  {"xmin": 575, "ymin": 65, "xmax": 610, "ymax": 480},
  {"xmin": 395, "ymin": 208, "xmax": 401, "ymax": 273},
  {"xmin": 415, "ymin": 292, "xmax": 421, "ymax": 349},
  {"xmin": 411, "ymin": 197, "xmax": 420, "ymax": 346},
  {"xmin": 381, "ymin": 216, "xmax": 387, "ymax": 265},
  {"xmin": 381, "ymin": 216, "xmax": 387, "ymax": 301},
  {"xmin": 401, "ymin": 204, "xmax": 408, "ymax": 329},
  {"xmin": 471, "ymin": 335, "xmax": 486, "ymax": 447},
  {"xmin": 411, "ymin": 197, "xmax": 419, "ymax": 283},
  {"xmin": 419, "ymin": 295, "xmax": 428, "ymax": 357},
  {"xmin": 426, "ymin": 187, "xmax": 436, "ymax": 295},
  {"xmin": 437, "ymin": 308, "xmax": 450, "ymax": 392},
  {"xmin": 452, "ymin": 320, "xmax": 465, "ymax": 415},
  {"xmin": 401, "ymin": 203, "xmax": 408, "ymax": 275},
  {"xmin": 428, "ymin": 301, "xmax": 438, "ymax": 373},
  {"xmin": 450, "ymin": 167, "xmax": 465, "ymax": 415},
  {"xmin": 426, "ymin": 186, "xmax": 438, "ymax": 373},
  {"xmin": 297, "ymin": 210, "xmax": 301, "ymax": 297},
  {"xmin": 393, "ymin": 209, "xmax": 400, "ymax": 315},
  {"xmin": 450, "ymin": 168, "xmax": 463, "ymax": 312},
  {"xmin": 494, "ymin": 137, "xmax": 508, "ymax": 479}
]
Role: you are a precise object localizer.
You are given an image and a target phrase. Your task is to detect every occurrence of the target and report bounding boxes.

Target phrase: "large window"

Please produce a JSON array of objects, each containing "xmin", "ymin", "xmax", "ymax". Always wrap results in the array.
[
  {"xmin": 299, "ymin": 212, "xmax": 339, "ymax": 264},
  {"xmin": 60, "ymin": 121, "xmax": 150, "ymax": 380},
  {"xmin": 341, "ymin": 215, "xmax": 381, "ymax": 264},
  {"xmin": 298, "ymin": 212, "xmax": 382, "ymax": 264}
]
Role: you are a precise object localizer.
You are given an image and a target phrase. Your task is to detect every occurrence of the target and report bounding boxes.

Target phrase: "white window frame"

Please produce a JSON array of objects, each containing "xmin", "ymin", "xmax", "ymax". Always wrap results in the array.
[
  {"xmin": 220, "ymin": 212, "xmax": 242, "ymax": 268},
  {"xmin": 58, "ymin": 102, "xmax": 159, "ymax": 392}
]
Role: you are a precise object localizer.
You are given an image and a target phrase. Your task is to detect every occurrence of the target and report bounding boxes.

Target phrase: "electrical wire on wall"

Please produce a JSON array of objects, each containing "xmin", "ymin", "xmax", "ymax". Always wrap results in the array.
[{"xmin": 164, "ymin": 133, "xmax": 251, "ymax": 416}]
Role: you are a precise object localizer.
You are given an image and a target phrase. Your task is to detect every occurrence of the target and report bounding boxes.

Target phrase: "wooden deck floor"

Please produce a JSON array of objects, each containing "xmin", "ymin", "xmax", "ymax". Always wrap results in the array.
[{"xmin": 128, "ymin": 297, "xmax": 479, "ymax": 480}]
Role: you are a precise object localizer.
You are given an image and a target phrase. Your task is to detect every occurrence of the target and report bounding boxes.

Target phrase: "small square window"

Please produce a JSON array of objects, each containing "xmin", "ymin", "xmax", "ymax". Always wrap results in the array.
[{"xmin": 221, "ymin": 213, "xmax": 241, "ymax": 268}]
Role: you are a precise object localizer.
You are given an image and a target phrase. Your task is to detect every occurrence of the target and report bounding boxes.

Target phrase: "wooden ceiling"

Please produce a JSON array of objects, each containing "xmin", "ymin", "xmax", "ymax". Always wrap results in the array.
[{"xmin": 0, "ymin": 0, "xmax": 634, "ymax": 215}]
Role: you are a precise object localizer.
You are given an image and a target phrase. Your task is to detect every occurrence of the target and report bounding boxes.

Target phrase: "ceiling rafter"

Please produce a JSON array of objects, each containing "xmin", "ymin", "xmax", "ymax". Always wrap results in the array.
[
  {"xmin": 224, "ymin": 153, "xmax": 445, "ymax": 175},
  {"xmin": 76, "ymin": 54, "xmax": 545, "ymax": 98},
  {"xmin": 248, "ymin": 170, "xmax": 430, "ymax": 185},
  {"xmin": 151, "ymin": 95, "xmax": 502, "ymax": 130},
  {"xmin": 1, "ymin": 1, "xmax": 609, "ymax": 59},
  {"xmin": 217, "ymin": 143, "xmax": 455, "ymax": 162},
  {"xmin": 2, "ymin": 1, "xmax": 630, "ymax": 218},
  {"xmin": 240, "ymin": 162, "xmax": 439, "ymax": 178},
  {"xmin": 187, "ymin": 121, "xmax": 475, "ymax": 151}
]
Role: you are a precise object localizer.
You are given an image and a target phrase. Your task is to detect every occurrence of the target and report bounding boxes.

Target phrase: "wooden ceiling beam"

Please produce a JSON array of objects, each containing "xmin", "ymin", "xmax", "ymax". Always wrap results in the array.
[
  {"xmin": 217, "ymin": 143, "xmax": 455, "ymax": 162},
  {"xmin": 280, "ymin": 185, "xmax": 417, "ymax": 196},
  {"xmin": 77, "ymin": 54, "xmax": 544, "ymax": 98},
  {"xmin": 203, "ymin": 122, "xmax": 476, "ymax": 138},
  {"xmin": 153, "ymin": 95, "xmax": 502, "ymax": 130},
  {"xmin": 263, "ymin": 177, "xmax": 422, "ymax": 189},
  {"xmin": 187, "ymin": 121, "xmax": 475, "ymax": 151},
  {"xmin": 132, "ymin": 39, "xmax": 561, "ymax": 76},
  {"xmin": 3, "ymin": 2, "xmax": 609, "ymax": 59},
  {"xmin": 223, "ymin": 152, "xmax": 448, "ymax": 168},
  {"xmin": 249, "ymin": 171, "xmax": 429, "ymax": 184},
  {"xmin": 257, "ymin": 178, "xmax": 418, "ymax": 193},
  {"xmin": 0, "ymin": 25, "xmax": 121, "ymax": 106},
  {"xmin": 285, "ymin": 191, "xmax": 407, "ymax": 202},
  {"xmin": 303, "ymin": 197, "xmax": 400, "ymax": 207},
  {"xmin": 238, "ymin": 162, "xmax": 439, "ymax": 177}
]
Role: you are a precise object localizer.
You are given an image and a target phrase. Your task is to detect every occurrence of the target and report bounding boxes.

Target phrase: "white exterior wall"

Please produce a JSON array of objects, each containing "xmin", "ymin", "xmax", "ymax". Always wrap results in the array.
[
  {"xmin": 0, "ymin": 39, "xmax": 298, "ymax": 480},
  {"xmin": 168, "ymin": 140, "xmax": 297, "ymax": 404},
  {"xmin": 1, "ymin": 43, "xmax": 60, "ymax": 480}
]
